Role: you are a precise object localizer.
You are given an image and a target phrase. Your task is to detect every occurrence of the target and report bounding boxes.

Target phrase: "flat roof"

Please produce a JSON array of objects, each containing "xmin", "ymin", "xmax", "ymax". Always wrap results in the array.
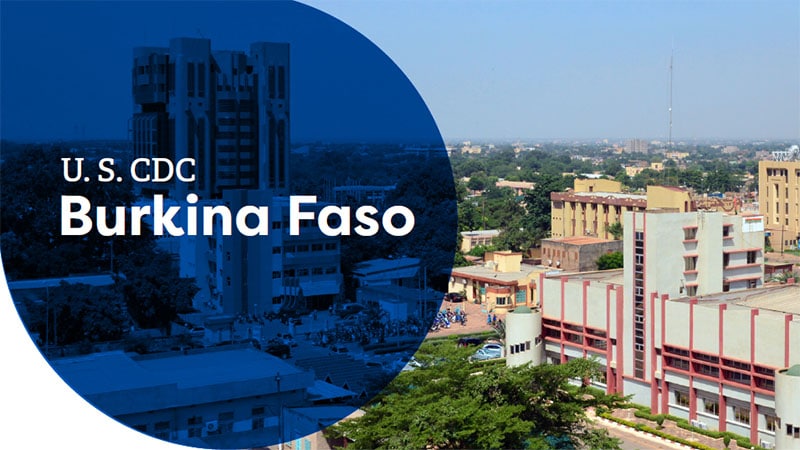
[
  {"xmin": 543, "ymin": 236, "xmax": 617, "ymax": 246},
  {"xmin": 546, "ymin": 268, "xmax": 624, "ymax": 285},
  {"xmin": 51, "ymin": 349, "xmax": 310, "ymax": 416},
  {"xmin": 672, "ymin": 284, "xmax": 800, "ymax": 317},
  {"xmin": 571, "ymin": 191, "xmax": 645, "ymax": 201},
  {"xmin": 8, "ymin": 274, "xmax": 116, "ymax": 290},
  {"xmin": 451, "ymin": 263, "xmax": 550, "ymax": 283},
  {"xmin": 460, "ymin": 229, "xmax": 500, "ymax": 237}
]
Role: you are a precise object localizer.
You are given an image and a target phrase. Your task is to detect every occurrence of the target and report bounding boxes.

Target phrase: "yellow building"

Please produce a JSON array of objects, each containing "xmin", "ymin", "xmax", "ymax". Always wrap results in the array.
[
  {"xmin": 448, "ymin": 251, "xmax": 550, "ymax": 312},
  {"xmin": 625, "ymin": 166, "xmax": 645, "ymax": 177},
  {"xmin": 759, "ymin": 160, "xmax": 800, "ymax": 249},
  {"xmin": 551, "ymin": 180, "xmax": 693, "ymax": 239},
  {"xmin": 573, "ymin": 178, "xmax": 621, "ymax": 193}
]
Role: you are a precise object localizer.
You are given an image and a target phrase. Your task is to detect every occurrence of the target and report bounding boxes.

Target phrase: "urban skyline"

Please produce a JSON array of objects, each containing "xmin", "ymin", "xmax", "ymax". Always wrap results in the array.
[{"xmin": 1, "ymin": 1, "xmax": 798, "ymax": 142}]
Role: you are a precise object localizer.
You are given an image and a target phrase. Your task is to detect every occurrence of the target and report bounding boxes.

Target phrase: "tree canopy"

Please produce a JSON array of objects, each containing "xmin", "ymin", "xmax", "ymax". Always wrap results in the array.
[{"xmin": 327, "ymin": 340, "xmax": 624, "ymax": 449}]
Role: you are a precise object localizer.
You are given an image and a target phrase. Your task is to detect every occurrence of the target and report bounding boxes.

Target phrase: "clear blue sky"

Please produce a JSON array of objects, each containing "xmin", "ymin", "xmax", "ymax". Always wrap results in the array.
[{"xmin": 2, "ymin": 0, "xmax": 798, "ymax": 142}]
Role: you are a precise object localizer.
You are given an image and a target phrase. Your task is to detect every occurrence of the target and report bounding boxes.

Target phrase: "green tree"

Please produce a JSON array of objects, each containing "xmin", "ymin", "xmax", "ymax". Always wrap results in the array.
[
  {"xmin": 597, "ymin": 251, "xmax": 624, "ymax": 270},
  {"xmin": 607, "ymin": 221, "xmax": 623, "ymax": 240},
  {"xmin": 327, "ymin": 341, "xmax": 624, "ymax": 449}
]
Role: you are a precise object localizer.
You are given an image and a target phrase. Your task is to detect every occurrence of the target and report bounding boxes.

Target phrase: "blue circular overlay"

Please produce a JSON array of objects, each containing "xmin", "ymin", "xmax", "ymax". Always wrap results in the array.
[{"xmin": 0, "ymin": 2, "xmax": 456, "ymax": 448}]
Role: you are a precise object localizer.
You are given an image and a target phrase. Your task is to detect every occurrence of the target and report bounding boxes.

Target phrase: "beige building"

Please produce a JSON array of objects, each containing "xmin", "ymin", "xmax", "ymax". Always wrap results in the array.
[
  {"xmin": 447, "ymin": 251, "xmax": 552, "ymax": 312},
  {"xmin": 495, "ymin": 180, "xmax": 534, "ymax": 196},
  {"xmin": 758, "ymin": 160, "xmax": 800, "ymax": 250},
  {"xmin": 460, "ymin": 229, "xmax": 500, "ymax": 253},
  {"xmin": 508, "ymin": 211, "xmax": 798, "ymax": 448},
  {"xmin": 540, "ymin": 236, "xmax": 623, "ymax": 272}
]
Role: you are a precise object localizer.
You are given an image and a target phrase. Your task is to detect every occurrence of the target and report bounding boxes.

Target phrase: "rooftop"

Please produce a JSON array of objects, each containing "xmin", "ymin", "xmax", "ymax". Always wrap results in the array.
[
  {"xmin": 672, "ymin": 284, "xmax": 800, "ymax": 317},
  {"xmin": 451, "ymin": 263, "xmax": 551, "ymax": 283},
  {"xmin": 546, "ymin": 268, "xmax": 624, "ymax": 286},
  {"xmin": 543, "ymin": 236, "xmax": 617, "ymax": 246},
  {"xmin": 51, "ymin": 349, "xmax": 310, "ymax": 416}
]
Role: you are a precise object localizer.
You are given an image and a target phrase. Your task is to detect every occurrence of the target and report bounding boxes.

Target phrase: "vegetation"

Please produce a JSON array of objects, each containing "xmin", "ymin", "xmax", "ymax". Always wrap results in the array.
[
  {"xmin": 597, "ymin": 251, "xmax": 624, "ymax": 270},
  {"xmin": 607, "ymin": 221, "xmax": 623, "ymax": 240},
  {"xmin": 2, "ymin": 146, "xmax": 198, "ymax": 345},
  {"xmin": 326, "ymin": 341, "xmax": 626, "ymax": 449}
]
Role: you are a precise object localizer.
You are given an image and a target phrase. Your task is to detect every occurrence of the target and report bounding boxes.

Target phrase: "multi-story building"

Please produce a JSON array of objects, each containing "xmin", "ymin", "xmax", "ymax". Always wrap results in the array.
[
  {"xmin": 460, "ymin": 229, "xmax": 500, "ymax": 253},
  {"xmin": 758, "ymin": 158, "xmax": 800, "ymax": 251},
  {"xmin": 625, "ymin": 139, "xmax": 649, "ymax": 154},
  {"xmin": 132, "ymin": 38, "xmax": 290, "ymax": 198},
  {"xmin": 494, "ymin": 180, "xmax": 534, "ymax": 196},
  {"xmin": 133, "ymin": 38, "xmax": 341, "ymax": 316},
  {"xmin": 507, "ymin": 211, "xmax": 800, "ymax": 448},
  {"xmin": 551, "ymin": 180, "xmax": 697, "ymax": 240}
]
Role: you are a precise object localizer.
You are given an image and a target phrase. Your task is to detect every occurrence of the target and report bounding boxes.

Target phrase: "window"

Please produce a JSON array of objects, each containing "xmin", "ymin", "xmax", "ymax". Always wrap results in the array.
[
  {"xmin": 312, "ymin": 243, "xmax": 323, "ymax": 251},
  {"xmin": 325, "ymin": 267, "xmax": 337, "ymax": 274},
  {"xmin": 298, "ymin": 268, "xmax": 309, "ymax": 276},
  {"xmin": 747, "ymin": 251, "xmax": 757, "ymax": 264},
  {"xmin": 218, "ymin": 411, "xmax": 234, "ymax": 434},
  {"xmin": 674, "ymin": 390, "xmax": 690, "ymax": 407},
  {"xmin": 686, "ymin": 285, "xmax": 697, "ymax": 296},
  {"xmin": 684, "ymin": 227, "xmax": 697, "ymax": 240},
  {"xmin": 733, "ymin": 406, "xmax": 750, "ymax": 424},
  {"xmin": 188, "ymin": 416, "xmax": 203, "ymax": 438},
  {"xmin": 723, "ymin": 253, "xmax": 730, "ymax": 267},
  {"xmin": 325, "ymin": 243, "xmax": 337, "ymax": 250},
  {"xmin": 766, "ymin": 415, "xmax": 780, "ymax": 432},
  {"xmin": 723, "ymin": 225, "xmax": 732, "ymax": 237},
  {"xmin": 748, "ymin": 279, "xmax": 757, "ymax": 289},
  {"xmin": 272, "ymin": 246, "xmax": 281, "ymax": 254},
  {"xmin": 703, "ymin": 399, "xmax": 719, "ymax": 416},
  {"xmin": 252, "ymin": 407, "xmax": 265, "ymax": 430},
  {"xmin": 272, "ymin": 296, "xmax": 282, "ymax": 305},
  {"xmin": 153, "ymin": 421, "xmax": 171, "ymax": 440},
  {"xmin": 312, "ymin": 267, "xmax": 323, "ymax": 275},
  {"xmin": 272, "ymin": 271, "xmax": 281, "ymax": 279}
]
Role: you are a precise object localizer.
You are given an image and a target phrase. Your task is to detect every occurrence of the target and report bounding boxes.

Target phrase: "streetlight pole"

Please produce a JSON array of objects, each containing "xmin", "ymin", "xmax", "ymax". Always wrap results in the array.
[{"xmin": 276, "ymin": 372, "xmax": 283, "ymax": 450}]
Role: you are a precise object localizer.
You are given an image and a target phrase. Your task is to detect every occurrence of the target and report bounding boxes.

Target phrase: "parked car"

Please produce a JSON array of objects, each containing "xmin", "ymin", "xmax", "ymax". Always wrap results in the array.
[
  {"xmin": 265, "ymin": 342, "xmax": 291, "ymax": 359},
  {"xmin": 329, "ymin": 345, "xmax": 350, "ymax": 355},
  {"xmin": 445, "ymin": 292, "xmax": 466, "ymax": 302},
  {"xmin": 481, "ymin": 343, "xmax": 503, "ymax": 354},
  {"xmin": 456, "ymin": 336, "xmax": 484, "ymax": 348},
  {"xmin": 336, "ymin": 303, "xmax": 365, "ymax": 318},
  {"xmin": 469, "ymin": 347, "xmax": 503, "ymax": 361}
]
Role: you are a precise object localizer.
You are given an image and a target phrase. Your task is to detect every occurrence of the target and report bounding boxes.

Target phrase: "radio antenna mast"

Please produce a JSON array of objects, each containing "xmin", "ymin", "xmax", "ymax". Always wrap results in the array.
[{"xmin": 668, "ymin": 44, "xmax": 674, "ymax": 148}]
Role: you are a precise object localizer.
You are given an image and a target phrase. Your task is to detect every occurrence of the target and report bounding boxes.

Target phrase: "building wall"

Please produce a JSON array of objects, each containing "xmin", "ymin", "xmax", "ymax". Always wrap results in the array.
[
  {"xmin": 541, "ymin": 239, "xmax": 623, "ymax": 272},
  {"xmin": 759, "ymin": 160, "xmax": 800, "ymax": 249},
  {"xmin": 776, "ymin": 368, "xmax": 800, "ymax": 450},
  {"xmin": 646, "ymin": 185, "xmax": 692, "ymax": 212},
  {"xmin": 574, "ymin": 178, "xmax": 621, "ymax": 193}
]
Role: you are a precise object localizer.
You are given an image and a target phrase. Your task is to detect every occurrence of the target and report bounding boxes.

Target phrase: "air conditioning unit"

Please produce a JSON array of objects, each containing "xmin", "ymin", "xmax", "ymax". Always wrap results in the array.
[
  {"xmin": 205, "ymin": 421, "xmax": 219, "ymax": 434},
  {"xmin": 760, "ymin": 440, "xmax": 774, "ymax": 449}
]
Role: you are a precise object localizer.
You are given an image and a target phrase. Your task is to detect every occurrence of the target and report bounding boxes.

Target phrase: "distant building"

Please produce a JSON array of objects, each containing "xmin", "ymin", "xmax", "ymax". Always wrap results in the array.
[
  {"xmin": 333, "ymin": 185, "xmax": 396, "ymax": 209},
  {"xmin": 460, "ymin": 229, "xmax": 500, "ymax": 253},
  {"xmin": 758, "ymin": 159, "xmax": 800, "ymax": 250},
  {"xmin": 540, "ymin": 236, "xmax": 623, "ymax": 272},
  {"xmin": 625, "ymin": 139, "xmax": 649, "ymax": 154},
  {"xmin": 494, "ymin": 180, "xmax": 534, "ymax": 196}
]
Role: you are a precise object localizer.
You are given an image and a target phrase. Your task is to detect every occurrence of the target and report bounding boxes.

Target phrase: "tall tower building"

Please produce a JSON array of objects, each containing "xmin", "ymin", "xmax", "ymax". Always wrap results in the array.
[{"xmin": 132, "ymin": 38, "xmax": 290, "ymax": 198}]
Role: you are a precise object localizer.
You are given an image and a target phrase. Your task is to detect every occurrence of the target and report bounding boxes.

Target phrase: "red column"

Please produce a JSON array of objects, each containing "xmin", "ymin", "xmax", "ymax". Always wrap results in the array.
[
  {"xmin": 750, "ymin": 309, "xmax": 759, "ymax": 445},
  {"xmin": 689, "ymin": 299, "xmax": 698, "ymax": 421},
  {"xmin": 718, "ymin": 304, "xmax": 727, "ymax": 431},
  {"xmin": 615, "ymin": 286, "xmax": 624, "ymax": 394}
]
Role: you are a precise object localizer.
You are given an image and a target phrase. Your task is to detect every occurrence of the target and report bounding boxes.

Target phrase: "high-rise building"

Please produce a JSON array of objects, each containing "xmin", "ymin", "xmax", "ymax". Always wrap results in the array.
[
  {"xmin": 758, "ymin": 158, "xmax": 800, "ymax": 251},
  {"xmin": 132, "ymin": 38, "xmax": 290, "ymax": 198},
  {"xmin": 625, "ymin": 139, "xmax": 649, "ymax": 154}
]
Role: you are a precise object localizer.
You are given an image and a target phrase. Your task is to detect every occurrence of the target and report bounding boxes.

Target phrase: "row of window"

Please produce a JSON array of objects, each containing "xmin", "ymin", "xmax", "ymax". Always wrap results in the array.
[{"xmin": 673, "ymin": 391, "xmax": 780, "ymax": 430}]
